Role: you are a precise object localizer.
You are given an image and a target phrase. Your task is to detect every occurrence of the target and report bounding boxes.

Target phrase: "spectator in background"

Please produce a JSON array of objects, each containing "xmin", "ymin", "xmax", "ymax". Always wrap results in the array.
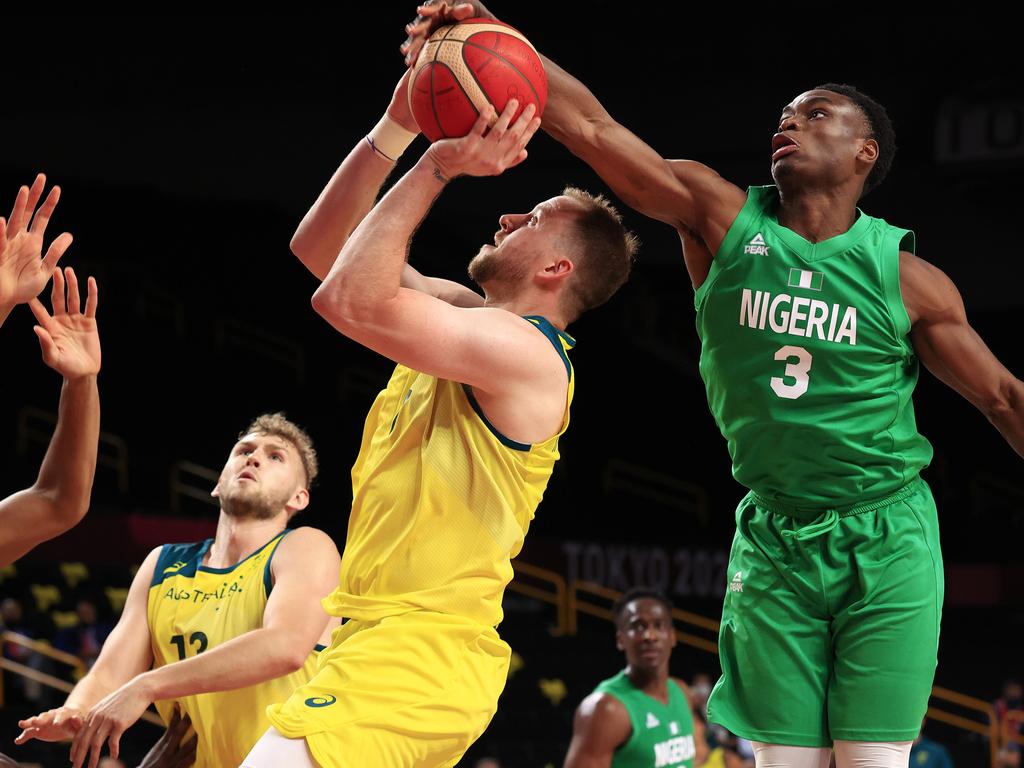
[
  {"xmin": 997, "ymin": 747, "xmax": 1022, "ymax": 768},
  {"xmin": 54, "ymin": 598, "xmax": 112, "ymax": 669},
  {"xmin": 703, "ymin": 725, "xmax": 753, "ymax": 768},
  {"xmin": 1, "ymin": 596, "xmax": 51, "ymax": 706},
  {"xmin": 475, "ymin": 759, "xmax": 503, "ymax": 768},
  {"xmin": 691, "ymin": 672, "xmax": 713, "ymax": 719},
  {"xmin": 995, "ymin": 679, "xmax": 1024, "ymax": 754},
  {"xmin": 909, "ymin": 721, "xmax": 954, "ymax": 768}
]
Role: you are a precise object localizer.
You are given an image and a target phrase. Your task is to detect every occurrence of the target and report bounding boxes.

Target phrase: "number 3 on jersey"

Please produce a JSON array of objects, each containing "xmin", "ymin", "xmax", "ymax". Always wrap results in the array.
[{"xmin": 770, "ymin": 345, "xmax": 812, "ymax": 399}]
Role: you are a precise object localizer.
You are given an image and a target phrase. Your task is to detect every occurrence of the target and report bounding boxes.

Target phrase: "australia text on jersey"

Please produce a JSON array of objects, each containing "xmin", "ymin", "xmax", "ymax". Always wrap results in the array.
[
  {"xmin": 739, "ymin": 288, "xmax": 858, "ymax": 346},
  {"xmin": 162, "ymin": 579, "xmax": 243, "ymax": 604}
]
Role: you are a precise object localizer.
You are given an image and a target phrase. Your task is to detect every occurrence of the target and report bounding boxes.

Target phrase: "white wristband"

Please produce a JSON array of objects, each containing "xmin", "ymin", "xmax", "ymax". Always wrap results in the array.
[{"xmin": 366, "ymin": 114, "xmax": 418, "ymax": 162}]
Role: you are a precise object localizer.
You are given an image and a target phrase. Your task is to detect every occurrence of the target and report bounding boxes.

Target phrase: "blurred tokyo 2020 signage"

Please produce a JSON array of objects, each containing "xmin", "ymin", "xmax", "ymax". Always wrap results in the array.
[
  {"xmin": 560, "ymin": 541, "xmax": 729, "ymax": 602},
  {"xmin": 936, "ymin": 99, "xmax": 1024, "ymax": 165}
]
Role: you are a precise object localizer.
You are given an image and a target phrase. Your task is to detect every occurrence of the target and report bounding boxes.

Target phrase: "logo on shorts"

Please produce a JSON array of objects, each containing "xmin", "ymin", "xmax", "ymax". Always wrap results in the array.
[
  {"xmin": 730, "ymin": 571, "xmax": 743, "ymax": 593},
  {"xmin": 646, "ymin": 712, "xmax": 660, "ymax": 728},
  {"xmin": 304, "ymin": 695, "xmax": 337, "ymax": 708}
]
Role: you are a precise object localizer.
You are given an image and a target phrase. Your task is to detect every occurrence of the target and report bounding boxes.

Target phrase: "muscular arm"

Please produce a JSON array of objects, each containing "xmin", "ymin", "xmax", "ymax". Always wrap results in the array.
[
  {"xmin": 539, "ymin": 55, "xmax": 746, "ymax": 253},
  {"xmin": 311, "ymin": 105, "xmax": 562, "ymax": 408},
  {"xmin": 902, "ymin": 251, "xmax": 1024, "ymax": 457},
  {"xmin": 0, "ymin": 375, "xmax": 99, "ymax": 565},
  {"xmin": 291, "ymin": 70, "xmax": 483, "ymax": 307},
  {"xmin": 563, "ymin": 692, "xmax": 632, "ymax": 768}
]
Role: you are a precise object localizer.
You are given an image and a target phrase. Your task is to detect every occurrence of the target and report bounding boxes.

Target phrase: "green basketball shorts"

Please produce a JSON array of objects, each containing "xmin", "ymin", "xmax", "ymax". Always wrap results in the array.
[{"xmin": 706, "ymin": 477, "xmax": 943, "ymax": 747}]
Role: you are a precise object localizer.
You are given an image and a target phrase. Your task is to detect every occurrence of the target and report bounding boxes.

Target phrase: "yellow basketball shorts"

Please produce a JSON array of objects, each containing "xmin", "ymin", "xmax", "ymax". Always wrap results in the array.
[{"xmin": 266, "ymin": 611, "xmax": 511, "ymax": 768}]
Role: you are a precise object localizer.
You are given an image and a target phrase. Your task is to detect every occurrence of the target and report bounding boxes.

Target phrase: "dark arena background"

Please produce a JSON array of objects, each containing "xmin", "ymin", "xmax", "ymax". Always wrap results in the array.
[{"xmin": 1, "ymin": 9, "xmax": 1022, "ymax": 767}]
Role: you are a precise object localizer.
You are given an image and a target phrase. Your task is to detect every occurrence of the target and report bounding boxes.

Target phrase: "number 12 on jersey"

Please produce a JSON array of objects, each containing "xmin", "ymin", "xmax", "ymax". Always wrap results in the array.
[{"xmin": 770, "ymin": 345, "xmax": 812, "ymax": 400}]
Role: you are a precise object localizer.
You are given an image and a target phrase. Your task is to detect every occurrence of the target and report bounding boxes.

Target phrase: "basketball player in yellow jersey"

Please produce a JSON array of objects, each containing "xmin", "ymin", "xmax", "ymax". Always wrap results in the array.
[
  {"xmin": 16, "ymin": 414, "xmax": 342, "ymax": 768},
  {"xmin": 237, "ymin": 73, "xmax": 637, "ymax": 767}
]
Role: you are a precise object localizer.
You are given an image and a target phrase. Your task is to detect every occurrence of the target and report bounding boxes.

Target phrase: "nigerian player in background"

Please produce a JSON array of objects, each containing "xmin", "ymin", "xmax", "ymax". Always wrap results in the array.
[
  {"xmin": 403, "ymin": 4, "xmax": 1024, "ymax": 767},
  {"xmin": 16, "ymin": 414, "xmax": 341, "ymax": 768},
  {"xmin": 0, "ymin": 175, "xmax": 101, "ymax": 568},
  {"xmin": 241, "ymin": 70, "xmax": 636, "ymax": 767},
  {"xmin": 564, "ymin": 589, "xmax": 707, "ymax": 768}
]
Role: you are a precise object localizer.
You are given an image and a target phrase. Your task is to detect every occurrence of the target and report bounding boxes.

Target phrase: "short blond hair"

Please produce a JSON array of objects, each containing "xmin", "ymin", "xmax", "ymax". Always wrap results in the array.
[
  {"xmin": 241, "ymin": 412, "xmax": 318, "ymax": 486},
  {"xmin": 561, "ymin": 187, "xmax": 639, "ymax": 322}
]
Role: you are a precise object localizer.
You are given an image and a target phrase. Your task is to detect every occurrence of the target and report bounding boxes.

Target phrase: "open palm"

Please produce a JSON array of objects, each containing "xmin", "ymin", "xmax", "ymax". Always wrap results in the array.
[
  {"xmin": 29, "ymin": 267, "xmax": 101, "ymax": 379},
  {"xmin": 0, "ymin": 174, "xmax": 73, "ymax": 307}
]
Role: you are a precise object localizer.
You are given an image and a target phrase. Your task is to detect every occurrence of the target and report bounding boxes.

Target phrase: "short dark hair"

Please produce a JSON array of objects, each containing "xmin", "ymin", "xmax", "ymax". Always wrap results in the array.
[
  {"xmin": 814, "ymin": 83, "xmax": 895, "ymax": 196},
  {"xmin": 613, "ymin": 587, "xmax": 673, "ymax": 627},
  {"xmin": 560, "ymin": 187, "xmax": 638, "ymax": 322}
]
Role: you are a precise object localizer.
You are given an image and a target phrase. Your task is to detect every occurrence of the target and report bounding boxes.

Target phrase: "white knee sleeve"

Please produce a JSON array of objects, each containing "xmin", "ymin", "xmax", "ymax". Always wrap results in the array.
[
  {"xmin": 240, "ymin": 726, "xmax": 319, "ymax": 768},
  {"xmin": 833, "ymin": 740, "xmax": 912, "ymax": 768},
  {"xmin": 752, "ymin": 741, "xmax": 833, "ymax": 768}
]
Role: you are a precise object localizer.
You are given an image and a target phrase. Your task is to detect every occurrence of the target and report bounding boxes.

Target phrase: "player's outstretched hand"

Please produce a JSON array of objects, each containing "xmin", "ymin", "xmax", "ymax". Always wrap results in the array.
[
  {"xmin": 71, "ymin": 678, "xmax": 153, "ymax": 768},
  {"xmin": 136, "ymin": 709, "xmax": 197, "ymax": 768},
  {"xmin": 29, "ymin": 267, "xmax": 101, "ymax": 380},
  {"xmin": 426, "ymin": 99, "xmax": 540, "ymax": 180},
  {"xmin": 15, "ymin": 705, "xmax": 86, "ymax": 744},
  {"xmin": 401, "ymin": 0, "xmax": 495, "ymax": 66},
  {"xmin": 0, "ymin": 173, "xmax": 73, "ymax": 309}
]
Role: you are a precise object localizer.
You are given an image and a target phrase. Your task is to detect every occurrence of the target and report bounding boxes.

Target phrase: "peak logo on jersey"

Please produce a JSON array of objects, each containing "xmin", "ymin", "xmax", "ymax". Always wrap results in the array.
[
  {"xmin": 730, "ymin": 571, "xmax": 744, "ymax": 593},
  {"xmin": 646, "ymin": 712, "xmax": 661, "ymax": 728},
  {"xmin": 744, "ymin": 232, "xmax": 769, "ymax": 255},
  {"xmin": 669, "ymin": 721, "xmax": 680, "ymax": 735},
  {"xmin": 788, "ymin": 268, "xmax": 824, "ymax": 291},
  {"xmin": 304, "ymin": 695, "xmax": 337, "ymax": 708},
  {"xmin": 163, "ymin": 561, "xmax": 188, "ymax": 574}
]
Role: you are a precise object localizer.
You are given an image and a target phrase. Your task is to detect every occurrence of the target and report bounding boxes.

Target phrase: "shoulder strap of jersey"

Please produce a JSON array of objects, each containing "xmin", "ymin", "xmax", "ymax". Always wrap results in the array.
[
  {"xmin": 263, "ymin": 529, "xmax": 294, "ymax": 597},
  {"xmin": 150, "ymin": 541, "xmax": 208, "ymax": 588}
]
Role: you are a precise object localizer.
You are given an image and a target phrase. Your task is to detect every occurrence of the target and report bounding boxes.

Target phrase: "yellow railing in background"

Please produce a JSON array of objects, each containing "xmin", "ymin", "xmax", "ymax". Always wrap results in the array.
[
  {"xmin": 0, "ymin": 631, "xmax": 161, "ymax": 726},
  {"xmin": 509, "ymin": 562, "xmax": 1011, "ymax": 768}
]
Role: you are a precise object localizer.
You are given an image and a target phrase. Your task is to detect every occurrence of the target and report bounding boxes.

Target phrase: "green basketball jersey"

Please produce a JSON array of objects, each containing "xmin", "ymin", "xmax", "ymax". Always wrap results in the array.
[
  {"xmin": 593, "ymin": 670, "xmax": 697, "ymax": 768},
  {"xmin": 695, "ymin": 186, "xmax": 933, "ymax": 506}
]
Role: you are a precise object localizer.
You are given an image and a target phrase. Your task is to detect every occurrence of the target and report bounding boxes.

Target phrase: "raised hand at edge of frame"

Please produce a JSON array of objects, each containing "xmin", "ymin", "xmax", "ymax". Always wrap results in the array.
[
  {"xmin": 0, "ymin": 173, "xmax": 74, "ymax": 310},
  {"xmin": 28, "ymin": 267, "xmax": 101, "ymax": 380}
]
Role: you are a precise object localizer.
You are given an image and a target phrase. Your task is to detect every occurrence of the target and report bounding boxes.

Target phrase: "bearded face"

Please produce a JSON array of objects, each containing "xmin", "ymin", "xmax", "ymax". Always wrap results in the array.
[{"xmin": 213, "ymin": 433, "xmax": 306, "ymax": 522}]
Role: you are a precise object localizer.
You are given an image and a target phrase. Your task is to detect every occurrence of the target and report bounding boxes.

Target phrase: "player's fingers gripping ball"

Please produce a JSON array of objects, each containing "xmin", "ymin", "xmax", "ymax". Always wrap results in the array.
[{"xmin": 409, "ymin": 18, "xmax": 547, "ymax": 142}]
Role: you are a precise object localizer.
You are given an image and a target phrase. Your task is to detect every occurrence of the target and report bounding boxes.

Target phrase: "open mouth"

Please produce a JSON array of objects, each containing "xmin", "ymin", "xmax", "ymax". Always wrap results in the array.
[{"xmin": 771, "ymin": 133, "xmax": 799, "ymax": 162}]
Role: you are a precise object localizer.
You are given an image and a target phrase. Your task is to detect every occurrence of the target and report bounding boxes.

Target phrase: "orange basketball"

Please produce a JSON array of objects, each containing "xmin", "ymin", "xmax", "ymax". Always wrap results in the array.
[{"xmin": 409, "ymin": 19, "xmax": 548, "ymax": 142}]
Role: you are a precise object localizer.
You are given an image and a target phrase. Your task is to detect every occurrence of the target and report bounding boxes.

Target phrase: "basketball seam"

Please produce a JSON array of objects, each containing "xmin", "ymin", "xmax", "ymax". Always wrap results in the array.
[
  {"xmin": 429, "ymin": 61, "xmax": 480, "ymax": 139},
  {"xmin": 460, "ymin": 38, "xmax": 541, "ymax": 106},
  {"xmin": 429, "ymin": 25, "xmax": 466, "ymax": 139}
]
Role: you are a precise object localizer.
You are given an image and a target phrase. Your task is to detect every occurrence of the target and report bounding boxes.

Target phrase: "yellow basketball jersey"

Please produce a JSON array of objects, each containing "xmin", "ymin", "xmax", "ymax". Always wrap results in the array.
[
  {"xmin": 146, "ymin": 530, "xmax": 322, "ymax": 768},
  {"xmin": 324, "ymin": 316, "xmax": 575, "ymax": 628}
]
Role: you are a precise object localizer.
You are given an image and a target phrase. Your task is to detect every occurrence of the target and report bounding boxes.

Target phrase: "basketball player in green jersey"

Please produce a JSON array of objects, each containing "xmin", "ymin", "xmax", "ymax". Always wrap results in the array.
[
  {"xmin": 406, "ymin": 5, "xmax": 1024, "ymax": 767},
  {"xmin": 564, "ymin": 589, "xmax": 706, "ymax": 768}
]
